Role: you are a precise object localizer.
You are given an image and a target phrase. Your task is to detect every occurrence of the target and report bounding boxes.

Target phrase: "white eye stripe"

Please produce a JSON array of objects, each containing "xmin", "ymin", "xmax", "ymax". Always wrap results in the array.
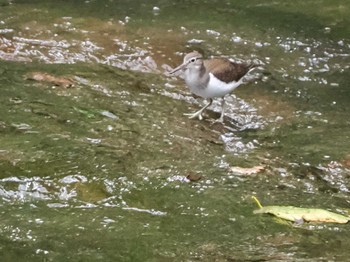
[{"xmin": 187, "ymin": 56, "xmax": 202, "ymax": 64}]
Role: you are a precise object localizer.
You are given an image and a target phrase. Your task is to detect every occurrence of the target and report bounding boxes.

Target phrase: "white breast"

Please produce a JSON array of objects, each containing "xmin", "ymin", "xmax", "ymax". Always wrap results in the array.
[
  {"xmin": 184, "ymin": 69, "xmax": 206, "ymax": 96},
  {"xmin": 197, "ymin": 73, "xmax": 243, "ymax": 98}
]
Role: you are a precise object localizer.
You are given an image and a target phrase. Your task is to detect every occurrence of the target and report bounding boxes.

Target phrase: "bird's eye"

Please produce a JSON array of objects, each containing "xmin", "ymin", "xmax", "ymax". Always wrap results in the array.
[{"xmin": 190, "ymin": 58, "xmax": 196, "ymax": 63}]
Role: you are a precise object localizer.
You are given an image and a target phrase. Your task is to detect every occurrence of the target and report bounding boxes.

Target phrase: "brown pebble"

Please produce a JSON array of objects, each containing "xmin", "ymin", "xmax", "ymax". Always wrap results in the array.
[{"xmin": 186, "ymin": 172, "xmax": 202, "ymax": 182}]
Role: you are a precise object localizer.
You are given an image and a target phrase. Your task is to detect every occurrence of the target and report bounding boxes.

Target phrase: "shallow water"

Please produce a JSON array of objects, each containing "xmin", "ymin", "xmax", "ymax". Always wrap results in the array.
[{"xmin": 1, "ymin": 0, "xmax": 350, "ymax": 261}]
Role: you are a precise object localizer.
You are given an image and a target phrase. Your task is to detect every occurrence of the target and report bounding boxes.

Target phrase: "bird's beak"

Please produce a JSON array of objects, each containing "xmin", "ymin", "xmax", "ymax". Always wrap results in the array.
[{"xmin": 169, "ymin": 62, "xmax": 188, "ymax": 74}]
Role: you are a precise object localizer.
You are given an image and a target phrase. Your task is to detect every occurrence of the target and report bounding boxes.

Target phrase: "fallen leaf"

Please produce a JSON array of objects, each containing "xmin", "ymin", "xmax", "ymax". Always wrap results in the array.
[
  {"xmin": 229, "ymin": 165, "xmax": 265, "ymax": 175},
  {"xmin": 26, "ymin": 72, "xmax": 74, "ymax": 88},
  {"xmin": 342, "ymin": 155, "xmax": 350, "ymax": 168},
  {"xmin": 254, "ymin": 206, "xmax": 350, "ymax": 224},
  {"xmin": 252, "ymin": 196, "xmax": 350, "ymax": 224}
]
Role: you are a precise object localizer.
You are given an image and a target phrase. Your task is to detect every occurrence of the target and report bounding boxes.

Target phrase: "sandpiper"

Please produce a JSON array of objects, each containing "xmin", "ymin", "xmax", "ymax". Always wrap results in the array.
[{"xmin": 170, "ymin": 51, "xmax": 258, "ymax": 122}]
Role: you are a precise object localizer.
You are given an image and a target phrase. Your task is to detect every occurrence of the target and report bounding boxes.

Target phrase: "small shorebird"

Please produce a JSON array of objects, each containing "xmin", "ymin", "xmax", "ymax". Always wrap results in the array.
[{"xmin": 170, "ymin": 51, "xmax": 258, "ymax": 122}]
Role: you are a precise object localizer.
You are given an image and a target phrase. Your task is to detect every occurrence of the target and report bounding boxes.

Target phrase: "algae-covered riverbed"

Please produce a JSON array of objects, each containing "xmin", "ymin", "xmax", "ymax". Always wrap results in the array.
[{"xmin": 1, "ymin": 0, "xmax": 350, "ymax": 261}]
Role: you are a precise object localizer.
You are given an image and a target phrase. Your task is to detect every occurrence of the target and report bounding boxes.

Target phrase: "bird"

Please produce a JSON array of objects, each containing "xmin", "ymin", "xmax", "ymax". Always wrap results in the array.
[{"xmin": 169, "ymin": 51, "xmax": 258, "ymax": 122}]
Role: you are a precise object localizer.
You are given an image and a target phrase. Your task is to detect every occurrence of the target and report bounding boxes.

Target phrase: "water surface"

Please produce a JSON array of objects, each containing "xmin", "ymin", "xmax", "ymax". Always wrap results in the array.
[{"xmin": 1, "ymin": 0, "xmax": 350, "ymax": 261}]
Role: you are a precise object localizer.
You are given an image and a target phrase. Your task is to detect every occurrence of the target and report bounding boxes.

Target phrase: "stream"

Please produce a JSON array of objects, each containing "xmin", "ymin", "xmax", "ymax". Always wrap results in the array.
[{"xmin": 1, "ymin": 0, "xmax": 350, "ymax": 261}]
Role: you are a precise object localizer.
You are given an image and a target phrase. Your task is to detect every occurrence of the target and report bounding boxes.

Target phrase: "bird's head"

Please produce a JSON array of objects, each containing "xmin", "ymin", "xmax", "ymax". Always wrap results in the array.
[{"xmin": 169, "ymin": 51, "xmax": 203, "ymax": 74}]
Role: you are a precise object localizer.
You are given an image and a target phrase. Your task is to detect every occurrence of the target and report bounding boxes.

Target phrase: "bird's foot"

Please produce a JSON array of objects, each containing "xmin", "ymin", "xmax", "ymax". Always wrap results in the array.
[
  {"xmin": 184, "ymin": 111, "xmax": 204, "ymax": 120},
  {"xmin": 209, "ymin": 117, "xmax": 225, "ymax": 127},
  {"xmin": 215, "ymin": 116, "xmax": 224, "ymax": 123}
]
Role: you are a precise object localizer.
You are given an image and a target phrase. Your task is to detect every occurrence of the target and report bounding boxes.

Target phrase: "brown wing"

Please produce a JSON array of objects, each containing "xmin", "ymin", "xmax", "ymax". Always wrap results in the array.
[{"xmin": 204, "ymin": 58, "xmax": 255, "ymax": 83}]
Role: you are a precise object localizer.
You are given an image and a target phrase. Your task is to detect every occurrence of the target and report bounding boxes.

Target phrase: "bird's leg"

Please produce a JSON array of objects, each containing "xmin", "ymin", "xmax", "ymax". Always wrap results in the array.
[
  {"xmin": 217, "ymin": 97, "xmax": 226, "ymax": 123},
  {"xmin": 184, "ymin": 98, "xmax": 213, "ymax": 120}
]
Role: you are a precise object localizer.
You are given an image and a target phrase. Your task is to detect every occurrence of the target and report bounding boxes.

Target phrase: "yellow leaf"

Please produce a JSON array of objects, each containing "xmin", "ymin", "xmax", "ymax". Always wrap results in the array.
[{"xmin": 252, "ymin": 196, "xmax": 350, "ymax": 224}]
